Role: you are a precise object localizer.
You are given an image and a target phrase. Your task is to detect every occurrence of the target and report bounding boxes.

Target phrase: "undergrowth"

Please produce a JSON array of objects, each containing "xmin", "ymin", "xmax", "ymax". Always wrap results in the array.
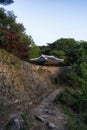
[{"xmin": 54, "ymin": 89, "xmax": 87, "ymax": 130}]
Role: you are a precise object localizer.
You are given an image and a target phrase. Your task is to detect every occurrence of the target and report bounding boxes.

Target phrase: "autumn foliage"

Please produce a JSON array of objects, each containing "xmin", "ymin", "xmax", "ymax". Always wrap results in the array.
[{"xmin": 0, "ymin": 26, "xmax": 29, "ymax": 60}]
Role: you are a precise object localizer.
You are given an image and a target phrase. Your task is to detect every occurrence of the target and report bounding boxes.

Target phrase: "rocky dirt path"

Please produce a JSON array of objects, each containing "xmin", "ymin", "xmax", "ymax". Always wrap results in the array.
[
  {"xmin": 29, "ymin": 88, "xmax": 67, "ymax": 130},
  {"xmin": 0, "ymin": 88, "xmax": 67, "ymax": 130}
]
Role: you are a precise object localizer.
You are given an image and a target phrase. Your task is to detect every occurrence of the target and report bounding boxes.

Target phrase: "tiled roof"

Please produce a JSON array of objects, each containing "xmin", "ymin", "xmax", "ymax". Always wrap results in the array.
[{"xmin": 30, "ymin": 54, "xmax": 64, "ymax": 63}]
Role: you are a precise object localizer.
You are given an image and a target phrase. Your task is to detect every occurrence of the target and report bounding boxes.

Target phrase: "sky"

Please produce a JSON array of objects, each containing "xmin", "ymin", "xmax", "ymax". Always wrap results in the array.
[{"xmin": 0, "ymin": 0, "xmax": 87, "ymax": 46}]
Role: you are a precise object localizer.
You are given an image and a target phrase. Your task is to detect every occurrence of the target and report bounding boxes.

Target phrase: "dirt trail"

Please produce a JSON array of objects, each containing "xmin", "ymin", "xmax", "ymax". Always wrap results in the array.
[
  {"xmin": 0, "ymin": 88, "xmax": 67, "ymax": 130},
  {"xmin": 30, "ymin": 88, "xmax": 67, "ymax": 130}
]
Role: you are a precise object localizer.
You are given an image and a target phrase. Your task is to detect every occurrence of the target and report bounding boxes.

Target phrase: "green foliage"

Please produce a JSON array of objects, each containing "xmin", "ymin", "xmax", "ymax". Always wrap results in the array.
[
  {"xmin": 0, "ymin": 8, "xmax": 32, "ymax": 46},
  {"xmin": 29, "ymin": 43, "xmax": 41, "ymax": 59},
  {"xmin": 53, "ymin": 38, "xmax": 77, "ymax": 51},
  {"xmin": 40, "ymin": 45, "xmax": 52, "ymax": 55},
  {"xmin": 0, "ymin": 29, "xmax": 9, "ymax": 47},
  {"xmin": 67, "ymin": 56, "xmax": 87, "ymax": 88},
  {"xmin": 50, "ymin": 50, "xmax": 66, "ymax": 59},
  {"xmin": 0, "ymin": 8, "xmax": 36, "ymax": 61},
  {"xmin": 0, "ymin": 0, "xmax": 14, "ymax": 5},
  {"xmin": 54, "ymin": 89, "xmax": 76, "ymax": 107},
  {"xmin": 63, "ymin": 106, "xmax": 87, "ymax": 130},
  {"xmin": 54, "ymin": 89, "xmax": 87, "ymax": 130},
  {"xmin": 0, "ymin": 49, "xmax": 21, "ymax": 69},
  {"xmin": 57, "ymin": 67, "xmax": 71, "ymax": 84},
  {"xmin": 54, "ymin": 56, "xmax": 87, "ymax": 129},
  {"xmin": 55, "ymin": 89, "xmax": 87, "ymax": 113},
  {"xmin": 41, "ymin": 38, "xmax": 78, "ymax": 65},
  {"xmin": 41, "ymin": 39, "xmax": 87, "ymax": 65},
  {"xmin": 22, "ymin": 111, "xmax": 31, "ymax": 130}
]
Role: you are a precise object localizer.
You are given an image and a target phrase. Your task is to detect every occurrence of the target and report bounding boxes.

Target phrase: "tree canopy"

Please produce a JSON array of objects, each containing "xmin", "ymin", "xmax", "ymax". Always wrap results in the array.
[
  {"xmin": 0, "ymin": 8, "xmax": 36, "ymax": 60},
  {"xmin": 0, "ymin": 0, "xmax": 14, "ymax": 5},
  {"xmin": 40, "ymin": 38, "xmax": 87, "ymax": 65}
]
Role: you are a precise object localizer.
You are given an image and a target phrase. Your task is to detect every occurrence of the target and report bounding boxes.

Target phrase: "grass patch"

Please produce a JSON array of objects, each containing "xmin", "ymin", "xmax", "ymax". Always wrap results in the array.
[
  {"xmin": 0, "ymin": 49, "xmax": 22, "ymax": 70},
  {"xmin": 22, "ymin": 111, "xmax": 32, "ymax": 130}
]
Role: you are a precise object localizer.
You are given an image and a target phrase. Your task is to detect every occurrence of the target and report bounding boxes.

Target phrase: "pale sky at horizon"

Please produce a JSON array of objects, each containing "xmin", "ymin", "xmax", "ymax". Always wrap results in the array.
[{"xmin": 0, "ymin": 0, "xmax": 87, "ymax": 46}]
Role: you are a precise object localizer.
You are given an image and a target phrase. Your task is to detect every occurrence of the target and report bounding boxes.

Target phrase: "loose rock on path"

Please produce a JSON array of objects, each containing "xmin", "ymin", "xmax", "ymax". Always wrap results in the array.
[{"xmin": 29, "ymin": 88, "xmax": 67, "ymax": 130}]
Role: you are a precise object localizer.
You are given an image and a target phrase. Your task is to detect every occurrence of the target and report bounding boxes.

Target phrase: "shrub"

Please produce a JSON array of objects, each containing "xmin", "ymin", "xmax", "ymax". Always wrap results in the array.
[
  {"xmin": 54, "ymin": 89, "xmax": 87, "ymax": 130},
  {"xmin": 57, "ymin": 67, "xmax": 71, "ymax": 85}
]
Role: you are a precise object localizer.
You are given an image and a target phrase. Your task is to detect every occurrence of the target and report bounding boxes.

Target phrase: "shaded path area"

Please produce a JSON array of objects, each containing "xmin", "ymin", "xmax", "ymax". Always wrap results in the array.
[{"xmin": 30, "ymin": 88, "xmax": 67, "ymax": 130}]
